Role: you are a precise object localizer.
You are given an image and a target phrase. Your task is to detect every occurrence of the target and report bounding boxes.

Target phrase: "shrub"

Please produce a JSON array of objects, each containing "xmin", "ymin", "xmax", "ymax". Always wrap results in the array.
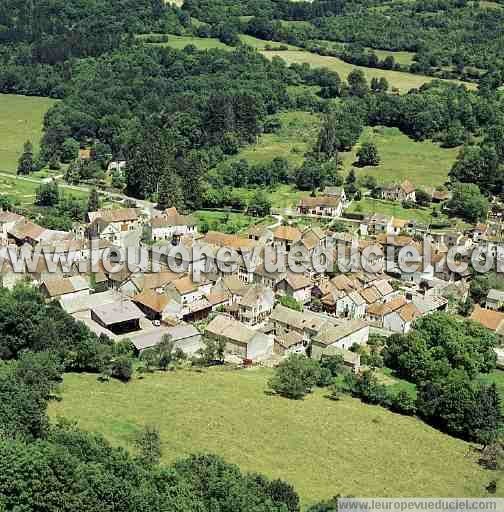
[
  {"xmin": 110, "ymin": 356, "xmax": 133, "ymax": 382},
  {"xmin": 390, "ymin": 390, "xmax": 417, "ymax": 415}
]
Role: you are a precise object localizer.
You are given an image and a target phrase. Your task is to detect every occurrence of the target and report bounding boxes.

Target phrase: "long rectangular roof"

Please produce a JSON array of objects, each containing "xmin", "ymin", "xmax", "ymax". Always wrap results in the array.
[
  {"xmin": 91, "ymin": 300, "xmax": 144, "ymax": 325},
  {"xmin": 129, "ymin": 323, "xmax": 200, "ymax": 351}
]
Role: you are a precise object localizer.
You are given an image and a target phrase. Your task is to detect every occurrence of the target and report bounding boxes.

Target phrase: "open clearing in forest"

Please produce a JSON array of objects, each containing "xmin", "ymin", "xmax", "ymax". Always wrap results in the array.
[
  {"xmin": 229, "ymin": 110, "xmax": 321, "ymax": 169},
  {"xmin": 0, "ymin": 94, "xmax": 57, "ymax": 174},
  {"xmin": 261, "ymin": 50, "xmax": 477, "ymax": 93},
  {"xmin": 341, "ymin": 126, "xmax": 460, "ymax": 188}
]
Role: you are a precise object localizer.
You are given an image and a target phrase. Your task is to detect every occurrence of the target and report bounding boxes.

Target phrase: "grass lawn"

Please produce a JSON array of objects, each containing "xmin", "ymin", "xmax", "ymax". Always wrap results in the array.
[
  {"xmin": 261, "ymin": 50, "xmax": 476, "ymax": 93},
  {"xmin": 479, "ymin": 0, "xmax": 503, "ymax": 8},
  {"xmin": 341, "ymin": 126, "xmax": 460, "ymax": 189},
  {"xmin": 0, "ymin": 175, "xmax": 87, "ymax": 207},
  {"xmin": 312, "ymin": 40, "xmax": 415, "ymax": 67},
  {"xmin": 348, "ymin": 197, "xmax": 441, "ymax": 225},
  {"xmin": 368, "ymin": 48, "xmax": 415, "ymax": 67},
  {"xmin": 0, "ymin": 94, "xmax": 58, "ymax": 174},
  {"xmin": 229, "ymin": 110, "xmax": 321, "ymax": 169},
  {"xmin": 0, "ymin": 175, "xmax": 39, "ymax": 206},
  {"xmin": 193, "ymin": 210, "xmax": 272, "ymax": 233},
  {"xmin": 378, "ymin": 368, "xmax": 418, "ymax": 398},
  {"xmin": 49, "ymin": 369, "xmax": 496, "ymax": 505}
]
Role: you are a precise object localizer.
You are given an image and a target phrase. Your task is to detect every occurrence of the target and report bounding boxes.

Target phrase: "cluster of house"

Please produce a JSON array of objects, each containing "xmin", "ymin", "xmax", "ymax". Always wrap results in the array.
[
  {"xmin": 294, "ymin": 181, "xmax": 450, "ymax": 219},
  {"xmin": 1, "ymin": 179, "xmax": 503, "ymax": 372}
]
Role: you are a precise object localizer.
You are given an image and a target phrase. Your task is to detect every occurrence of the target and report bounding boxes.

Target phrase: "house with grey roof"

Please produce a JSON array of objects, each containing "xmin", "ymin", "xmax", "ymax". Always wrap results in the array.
[
  {"xmin": 237, "ymin": 284, "xmax": 275, "ymax": 326},
  {"xmin": 129, "ymin": 323, "xmax": 202, "ymax": 355},
  {"xmin": 91, "ymin": 300, "xmax": 144, "ymax": 335},
  {"xmin": 486, "ymin": 289, "xmax": 504, "ymax": 311},
  {"xmin": 205, "ymin": 314, "xmax": 273, "ymax": 361},
  {"xmin": 270, "ymin": 304, "xmax": 327, "ymax": 345},
  {"xmin": 311, "ymin": 319, "xmax": 369, "ymax": 359}
]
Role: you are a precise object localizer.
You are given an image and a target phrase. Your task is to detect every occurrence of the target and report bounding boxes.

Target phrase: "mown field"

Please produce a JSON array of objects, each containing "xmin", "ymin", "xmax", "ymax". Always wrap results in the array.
[
  {"xmin": 311, "ymin": 39, "xmax": 416, "ymax": 67},
  {"xmin": 261, "ymin": 50, "xmax": 477, "ymax": 93},
  {"xmin": 369, "ymin": 48, "xmax": 415, "ymax": 66},
  {"xmin": 341, "ymin": 126, "xmax": 460, "ymax": 188},
  {"xmin": 0, "ymin": 94, "xmax": 58, "ymax": 173},
  {"xmin": 193, "ymin": 210, "xmax": 274, "ymax": 233},
  {"xmin": 143, "ymin": 33, "xmax": 299, "ymax": 51},
  {"xmin": 49, "ymin": 369, "xmax": 497, "ymax": 506}
]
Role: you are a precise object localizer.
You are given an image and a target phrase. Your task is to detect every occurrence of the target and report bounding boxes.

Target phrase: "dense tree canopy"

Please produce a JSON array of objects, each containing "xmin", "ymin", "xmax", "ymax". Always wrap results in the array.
[{"xmin": 383, "ymin": 313, "xmax": 497, "ymax": 383}]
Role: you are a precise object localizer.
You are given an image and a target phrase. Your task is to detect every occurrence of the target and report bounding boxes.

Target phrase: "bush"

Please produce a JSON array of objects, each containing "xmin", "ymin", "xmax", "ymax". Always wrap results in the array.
[
  {"xmin": 355, "ymin": 371, "xmax": 389, "ymax": 405},
  {"xmin": 110, "ymin": 356, "xmax": 133, "ymax": 382},
  {"xmin": 390, "ymin": 390, "xmax": 417, "ymax": 415},
  {"xmin": 279, "ymin": 295, "xmax": 303, "ymax": 312},
  {"xmin": 319, "ymin": 354, "xmax": 344, "ymax": 377},
  {"xmin": 317, "ymin": 367, "xmax": 334, "ymax": 387}
]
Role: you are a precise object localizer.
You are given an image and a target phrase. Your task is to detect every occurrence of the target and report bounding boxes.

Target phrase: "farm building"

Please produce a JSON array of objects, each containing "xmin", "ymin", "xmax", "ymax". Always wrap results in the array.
[
  {"xmin": 205, "ymin": 314, "xmax": 274, "ymax": 361},
  {"xmin": 91, "ymin": 300, "xmax": 144, "ymax": 335}
]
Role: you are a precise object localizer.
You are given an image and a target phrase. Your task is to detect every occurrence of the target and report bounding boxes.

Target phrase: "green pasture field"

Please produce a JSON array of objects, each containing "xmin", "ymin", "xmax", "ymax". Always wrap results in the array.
[
  {"xmin": 0, "ymin": 94, "xmax": 58, "ymax": 174},
  {"xmin": 261, "ymin": 50, "xmax": 477, "ymax": 93},
  {"xmin": 49, "ymin": 368, "xmax": 497, "ymax": 506},
  {"xmin": 341, "ymin": 126, "xmax": 460, "ymax": 188}
]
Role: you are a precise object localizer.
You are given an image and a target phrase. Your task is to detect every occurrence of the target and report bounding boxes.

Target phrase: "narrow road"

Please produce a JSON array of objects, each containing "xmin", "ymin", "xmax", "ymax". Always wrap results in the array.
[
  {"xmin": 267, "ymin": 214, "xmax": 284, "ymax": 230},
  {"xmin": 0, "ymin": 171, "xmax": 156, "ymax": 211}
]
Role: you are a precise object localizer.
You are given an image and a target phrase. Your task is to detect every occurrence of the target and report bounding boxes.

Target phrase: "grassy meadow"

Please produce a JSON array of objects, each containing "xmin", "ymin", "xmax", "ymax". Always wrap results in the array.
[
  {"xmin": 0, "ymin": 174, "xmax": 87, "ymax": 207},
  {"xmin": 348, "ymin": 197, "xmax": 441, "ymax": 225},
  {"xmin": 49, "ymin": 368, "xmax": 497, "ymax": 506},
  {"xmin": 239, "ymin": 34, "xmax": 299, "ymax": 50},
  {"xmin": 218, "ymin": 184, "xmax": 311, "ymax": 210},
  {"xmin": 369, "ymin": 48, "xmax": 415, "ymax": 66},
  {"xmin": 0, "ymin": 94, "xmax": 58, "ymax": 173},
  {"xmin": 230, "ymin": 110, "xmax": 321, "ymax": 168},
  {"xmin": 341, "ymin": 126, "xmax": 460, "ymax": 188},
  {"xmin": 143, "ymin": 34, "xmax": 232, "ymax": 51},
  {"xmin": 311, "ymin": 40, "xmax": 415, "ymax": 67},
  {"xmin": 0, "ymin": 175, "xmax": 39, "ymax": 206},
  {"xmin": 261, "ymin": 50, "xmax": 476, "ymax": 93}
]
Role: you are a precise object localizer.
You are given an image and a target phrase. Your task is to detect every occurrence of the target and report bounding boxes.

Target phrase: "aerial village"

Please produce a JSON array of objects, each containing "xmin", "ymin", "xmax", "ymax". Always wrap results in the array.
[{"xmin": 1, "ymin": 177, "xmax": 503, "ymax": 374}]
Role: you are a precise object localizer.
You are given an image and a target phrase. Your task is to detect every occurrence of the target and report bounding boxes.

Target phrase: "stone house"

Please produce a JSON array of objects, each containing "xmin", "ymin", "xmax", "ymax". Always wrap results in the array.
[
  {"xmin": 486, "ymin": 289, "xmax": 504, "ymax": 311},
  {"xmin": 380, "ymin": 180, "xmax": 416, "ymax": 202},
  {"xmin": 297, "ymin": 196, "xmax": 344, "ymax": 217},
  {"xmin": 238, "ymin": 284, "xmax": 275, "ymax": 326},
  {"xmin": 310, "ymin": 319, "xmax": 369, "ymax": 359},
  {"xmin": 205, "ymin": 314, "xmax": 274, "ymax": 361}
]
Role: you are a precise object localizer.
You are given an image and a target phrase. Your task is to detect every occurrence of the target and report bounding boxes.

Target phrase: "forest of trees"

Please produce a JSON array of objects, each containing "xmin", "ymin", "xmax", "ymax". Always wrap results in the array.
[
  {"xmin": 183, "ymin": 0, "xmax": 504, "ymax": 82},
  {"xmin": 1, "ymin": 0, "xmax": 504, "ymax": 210}
]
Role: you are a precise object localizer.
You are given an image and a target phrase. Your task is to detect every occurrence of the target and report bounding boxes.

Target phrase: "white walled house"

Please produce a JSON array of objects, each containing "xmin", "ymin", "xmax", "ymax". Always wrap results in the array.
[
  {"xmin": 383, "ymin": 302, "xmax": 421, "ymax": 334},
  {"xmin": 151, "ymin": 209, "xmax": 198, "ymax": 242},
  {"xmin": 311, "ymin": 320, "xmax": 369, "ymax": 359},
  {"xmin": 275, "ymin": 273, "xmax": 313, "ymax": 304},
  {"xmin": 297, "ymin": 196, "xmax": 344, "ymax": 217},
  {"xmin": 88, "ymin": 208, "xmax": 140, "ymax": 247},
  {"xmin": 238, "ymin": 284, "xmax": 275, "ymax": 326}
]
